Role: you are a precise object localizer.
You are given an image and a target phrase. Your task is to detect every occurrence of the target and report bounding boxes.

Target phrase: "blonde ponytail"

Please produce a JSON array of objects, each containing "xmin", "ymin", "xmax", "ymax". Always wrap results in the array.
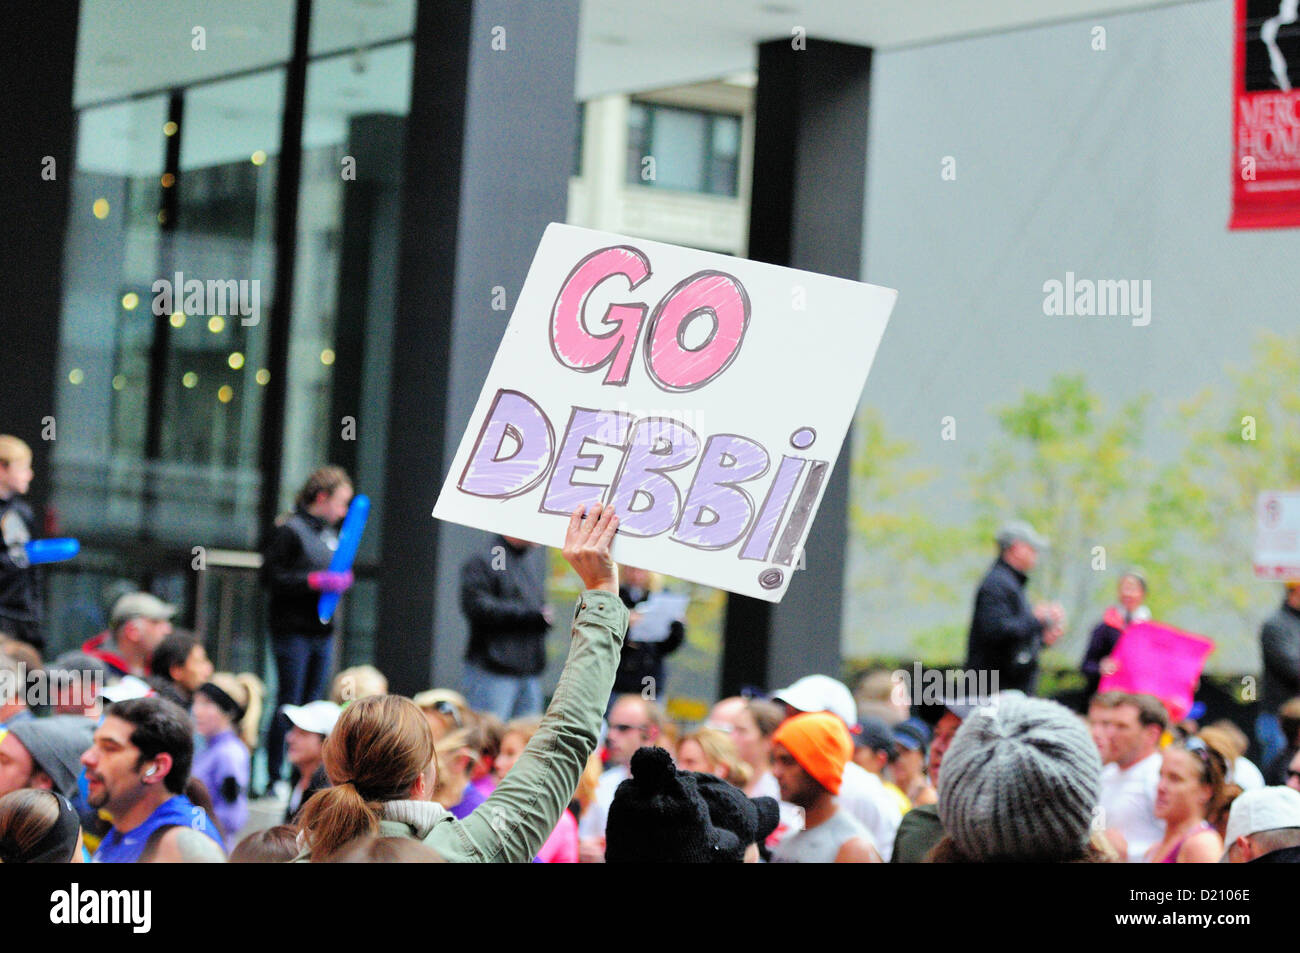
[{"xmin": 295, "ymin": 695, "xmax": 436, "ymax": 861}]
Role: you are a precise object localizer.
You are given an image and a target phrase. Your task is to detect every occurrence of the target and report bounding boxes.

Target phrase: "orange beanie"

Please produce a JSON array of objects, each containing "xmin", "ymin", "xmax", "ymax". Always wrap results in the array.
[{"xmin": 772, "ymin": 711, "xmax": 853, "ymax": 795}]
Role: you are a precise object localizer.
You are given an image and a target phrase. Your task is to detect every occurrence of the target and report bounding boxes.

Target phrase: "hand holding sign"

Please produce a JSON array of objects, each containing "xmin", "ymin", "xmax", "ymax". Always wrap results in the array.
[
  {"xmin": 317, "ymin": 494, "xmax": 370, "ymax": 624},
  {"xmin": 561, "ymin": 503, "xmax": 619, "ymax": 594}
]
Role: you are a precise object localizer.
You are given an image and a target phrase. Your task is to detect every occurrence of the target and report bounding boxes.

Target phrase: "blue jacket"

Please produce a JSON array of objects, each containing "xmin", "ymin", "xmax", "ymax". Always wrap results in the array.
[{"xmin": 92, "ymin": 794, "xmax": 225, "ymax": 863}]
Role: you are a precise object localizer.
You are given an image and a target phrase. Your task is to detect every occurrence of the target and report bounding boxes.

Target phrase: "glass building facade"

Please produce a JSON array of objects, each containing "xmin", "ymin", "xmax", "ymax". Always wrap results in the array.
[
  {"xmin": 37, "ymin": 0, "xmax": 740, "ymax": 709},
  {"xmin": 47, "ymin": 1, "xmax": 418, "ymax": 674}
]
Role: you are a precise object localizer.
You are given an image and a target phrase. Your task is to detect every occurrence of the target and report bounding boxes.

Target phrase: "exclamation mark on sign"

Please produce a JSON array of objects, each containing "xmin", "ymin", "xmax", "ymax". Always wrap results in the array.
[{"xmin": 746, "ymin": 427, "xmax": 826, "ymax": 591}]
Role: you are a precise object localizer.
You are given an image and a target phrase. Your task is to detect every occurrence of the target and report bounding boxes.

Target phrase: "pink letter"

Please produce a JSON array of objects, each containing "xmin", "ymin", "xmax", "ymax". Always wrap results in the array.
[
  {"xmin": 549, "ymin": 246, "xmax": 651, "ymax": 386},
  {"xmin": 644, "ymin": 270, "xmax": 749, "ymax": 392}
]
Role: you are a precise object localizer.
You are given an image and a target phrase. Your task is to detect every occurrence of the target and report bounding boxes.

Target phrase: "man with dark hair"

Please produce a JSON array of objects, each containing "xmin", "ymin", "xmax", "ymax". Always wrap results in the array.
[
  {"xmin": 146, "ymin": 630, "xmax": 213, "ymax": 707},
  {"xmin": 965, "ymin": 520, "xmax": 1064, "ymax": 695},
  {"xmin": 769, "ymin": 712, "xmax": 880, "ymax": 863},
  {"xmin": 1097, "ymin": 692, "xmax": 1167, "ymax": 862},
  {"xmin": 80, "ymin": 696, "xmax": 224, "ymax": 862},
  {"xmin": 261, "ymin": 465, "xmax": 354, "ymax": 789}
]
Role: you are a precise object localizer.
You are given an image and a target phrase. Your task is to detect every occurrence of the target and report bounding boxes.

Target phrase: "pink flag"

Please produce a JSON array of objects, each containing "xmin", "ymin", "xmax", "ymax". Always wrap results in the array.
[{"xmin": 1098, "ymin": 622, "xmax": 1215, "ymax": 723}]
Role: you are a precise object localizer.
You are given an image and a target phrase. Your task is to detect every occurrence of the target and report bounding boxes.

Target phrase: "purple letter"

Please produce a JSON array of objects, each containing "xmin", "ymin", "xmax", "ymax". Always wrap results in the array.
[
  {"xmin": 607, "ymin": 418, "xmax": 700, "ymax": 537},
  {"xmin": 458, "ymin": 390, "xmax": 554, "ymax": 498},
  {"xmin": 740, "ymin": 455, "xmax": 806, "ymax": 561},
  {"xmin": 672, "ymin": 434, "xmax": 769, "ymax": 550},
  {"xmin": 540, "ymin": 407, "xmax": 635, "ymax": 515}
]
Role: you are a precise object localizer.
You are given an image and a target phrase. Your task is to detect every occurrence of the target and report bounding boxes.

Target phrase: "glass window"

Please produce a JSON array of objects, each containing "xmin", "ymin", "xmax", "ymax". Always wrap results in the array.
[
  {"xmin": 308, "ymin": 0, "xmax": 417, "ymax": 58},
  {"xmin": 626, "ymin": 101, "xmax": 649, "ymax": 185},
  {"xmin": 283, "ymin": 41, "xmax": 413, "ymax": 525},
  {"xmin": 75, "ymin": 0, "xmax": 295, "ymax": 107},
  {"xmin": 708, "ymin": 114, "xmax": 741, "ymax": 196},
  {"xmin": 625, "ymin": 102, "xmax": 742, "ymax": 197}
]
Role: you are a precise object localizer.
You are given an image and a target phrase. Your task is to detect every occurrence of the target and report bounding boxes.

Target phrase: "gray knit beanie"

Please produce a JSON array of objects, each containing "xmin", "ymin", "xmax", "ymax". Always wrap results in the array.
[{"xmin": 937, "ymin": 694, "xmax": 1101, "ymax": 861}]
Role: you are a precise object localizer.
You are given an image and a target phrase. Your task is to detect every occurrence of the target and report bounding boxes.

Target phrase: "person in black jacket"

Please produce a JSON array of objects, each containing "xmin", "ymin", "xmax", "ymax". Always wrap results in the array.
[
  {"xmin": 1257, "ymin": 583, "xmax": 1300, "ymax": 769},
  {"xmin": 613, "ymin": 566, "xmax": 685, "ymax": 700},
  {"xmin": 260, "ymin": 466, "xmax": 354, "ymax": 788},
  {"xmin": 0, "ymin": 436, "xmax": 42, "ymax": 652},
  {"xmin": 459, "ymin": 534, "xmax": 552, "ymax": 721},
  {"xmin": 964, "ymin": 520, "xmax": 1063, "ymax": 696}
]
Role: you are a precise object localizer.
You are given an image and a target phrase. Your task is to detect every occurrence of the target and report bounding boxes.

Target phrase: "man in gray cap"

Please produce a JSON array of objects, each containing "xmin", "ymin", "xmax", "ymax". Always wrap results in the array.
[
  {"xmin": 0, "ymin": 714, "xmax": 96, "ymax": 798},
  {"xmin": 964, "ymin": 520, "xmax": 1063, "ymax": 695},
  {"xmin": 80, "ymin": 592, "xmax": 176, "ymax": 679}
]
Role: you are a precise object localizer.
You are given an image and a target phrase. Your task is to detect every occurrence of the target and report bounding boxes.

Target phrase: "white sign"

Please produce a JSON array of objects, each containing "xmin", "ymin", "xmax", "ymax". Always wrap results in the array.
[
  {"xmin": 433, "ymin": 223, "xmax": 896, "ymax": 602},
  {"xmin": 1254, "ymin": 490, "xmax": 1300, "ymax": 580}
]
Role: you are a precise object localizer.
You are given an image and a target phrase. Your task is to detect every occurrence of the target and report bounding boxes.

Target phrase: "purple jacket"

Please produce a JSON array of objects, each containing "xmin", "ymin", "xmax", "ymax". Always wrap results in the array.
[{"xmin": 193, "ymin": 729, "xmax": 250, "ymax": 837}]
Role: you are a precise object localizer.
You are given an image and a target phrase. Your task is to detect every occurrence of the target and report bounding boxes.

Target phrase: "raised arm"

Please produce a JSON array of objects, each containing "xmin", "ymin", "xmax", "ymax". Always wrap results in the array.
[{"xmin": 432, "ymin": 504, "xmax": 627, "ymax": 862}]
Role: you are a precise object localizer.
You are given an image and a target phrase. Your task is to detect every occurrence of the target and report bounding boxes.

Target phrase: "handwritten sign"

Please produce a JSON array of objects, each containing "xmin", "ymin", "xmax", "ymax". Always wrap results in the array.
[
  {"xmin": 433, "ymin": 224, "xmax": 896, "ymax": 602},
  {"xmin": 1098, "ymin": 621, "xmax": 1216, "ymax": 724},
  {"xmin": 1254, "ymin": 491, "xmax": 1300, "ymax": 581}
]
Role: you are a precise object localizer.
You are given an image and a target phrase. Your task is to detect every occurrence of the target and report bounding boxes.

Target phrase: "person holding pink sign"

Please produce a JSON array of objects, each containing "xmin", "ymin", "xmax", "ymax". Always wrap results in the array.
[{"xmin": 1080, "ymin": 570, "xmax": 1151, "ymax": 705}]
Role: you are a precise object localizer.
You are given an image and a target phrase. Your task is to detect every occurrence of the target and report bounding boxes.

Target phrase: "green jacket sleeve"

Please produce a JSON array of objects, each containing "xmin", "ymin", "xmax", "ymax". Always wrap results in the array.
[{"xmin": 426, "ymin": 589, "xmax": 627, "ymax": 862}]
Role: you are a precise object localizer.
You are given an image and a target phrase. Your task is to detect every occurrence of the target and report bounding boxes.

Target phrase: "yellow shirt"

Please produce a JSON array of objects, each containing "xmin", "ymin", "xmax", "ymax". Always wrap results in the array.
[{"xmin": 883, "ymin": 781, "xmax": 912, "ymax": 816}]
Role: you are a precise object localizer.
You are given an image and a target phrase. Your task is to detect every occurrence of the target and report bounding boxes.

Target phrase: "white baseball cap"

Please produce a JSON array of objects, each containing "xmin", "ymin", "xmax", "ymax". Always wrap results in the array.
[
  {"xmin": 773, "ymin": 675, "xmax": 857, "ymax": 726},
  {"xmin": 1222, "ymin": 786, "xmax": 1300, "ymax": 860},
  {"xmin": 282, "ymin": 700, "xmax": 343, "ymax": 736},
  {"xmin": 99, "ymin": 675, "xmax": 156, "ymax": 704}
]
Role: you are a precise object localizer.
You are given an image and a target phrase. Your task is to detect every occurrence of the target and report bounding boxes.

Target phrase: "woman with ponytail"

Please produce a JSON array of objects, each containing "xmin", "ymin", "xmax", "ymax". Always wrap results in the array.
[
  {"xmin": 192, "ymin": 672, "xmax": 266, "ymax": 837},
  {"xmin": 1147, "ymin": 734, "xmax": 1237, "ymax": 863},
  {"xmin": 296, "ymin": 503, "xmax": 629, "ymax": 862}
]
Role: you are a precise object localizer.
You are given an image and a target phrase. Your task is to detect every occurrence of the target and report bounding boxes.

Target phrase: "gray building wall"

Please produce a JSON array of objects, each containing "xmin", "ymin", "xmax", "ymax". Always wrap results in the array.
[{"xmin": 847, "ymin": 0, "xmax": 1297, "ymax": 672}]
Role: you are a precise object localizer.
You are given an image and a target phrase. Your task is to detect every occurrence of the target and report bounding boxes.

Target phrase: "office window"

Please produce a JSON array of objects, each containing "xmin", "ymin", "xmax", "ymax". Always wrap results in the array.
[{"xmin": 625, "ymin": 101, "xmax": 741, "ymax": 196}]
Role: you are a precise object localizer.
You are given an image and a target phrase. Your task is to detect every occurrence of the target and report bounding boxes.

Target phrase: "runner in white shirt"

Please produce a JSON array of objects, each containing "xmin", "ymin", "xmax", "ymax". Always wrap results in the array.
[{"xmin": 1094, "ymin": 691, "xmax": 1168, "ymax": 862}]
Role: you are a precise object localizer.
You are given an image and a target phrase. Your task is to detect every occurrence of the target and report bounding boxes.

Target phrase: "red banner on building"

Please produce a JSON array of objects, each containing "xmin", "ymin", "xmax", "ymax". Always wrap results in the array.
[{"xmin": 1231, "ymin": 0, "xmax": 1300, "ymax": 229}]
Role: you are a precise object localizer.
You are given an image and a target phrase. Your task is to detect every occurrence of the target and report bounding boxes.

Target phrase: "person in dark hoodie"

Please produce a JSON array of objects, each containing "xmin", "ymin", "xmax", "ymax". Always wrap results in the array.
[
  {"xmin": 260, "ymin": 465, "xmax": 354, "ymax": 789},
  {"xmin": 459, "ymin": 534, "xmax": 553, "ymax": 721},
  {"xmin": 81, "ymin": 695, "xmax": 224, "ymax": 862}
]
